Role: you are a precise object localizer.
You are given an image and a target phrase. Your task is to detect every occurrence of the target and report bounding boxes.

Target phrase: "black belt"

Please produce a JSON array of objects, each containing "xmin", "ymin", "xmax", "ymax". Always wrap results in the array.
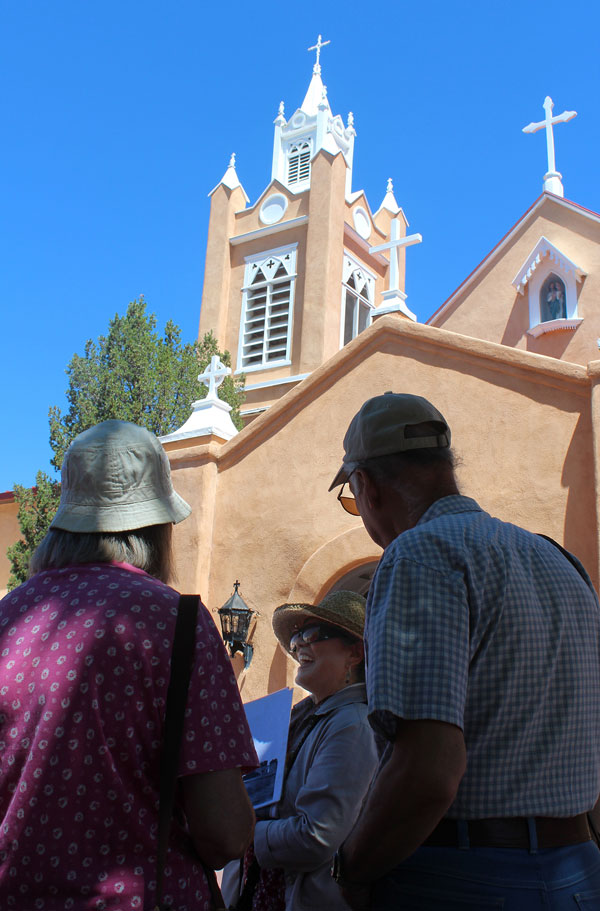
[{"xmin": 423, "ymin": 814, "xmax": 592, "ymax": 850}]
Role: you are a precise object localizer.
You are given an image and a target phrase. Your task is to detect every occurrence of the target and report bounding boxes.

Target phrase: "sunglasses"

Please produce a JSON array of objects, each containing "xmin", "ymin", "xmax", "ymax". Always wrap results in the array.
[
  {"xmin": 337, "ymin": 481, "xmax": 360, "ymax": 516},
  {"xmin": 289, "ymin": 623, "xmax": 353, "ymax": 655}
]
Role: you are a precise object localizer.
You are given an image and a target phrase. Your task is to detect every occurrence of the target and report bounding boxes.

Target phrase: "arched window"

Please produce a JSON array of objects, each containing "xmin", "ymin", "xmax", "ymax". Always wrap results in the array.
[
  {"xmin": 341, "ymin": 259, "xmax": 374, "ymax": 346},
  {"xmin": 287, "ymin": 142, "xmax": 311, "ymax": 185},
  {"xmin": 239, "ymin": 247, "xmax": 297, "ymax": 369},
  {"xmin": 540, "ymin": 273, "xmax": 567, "ymax": 322}
]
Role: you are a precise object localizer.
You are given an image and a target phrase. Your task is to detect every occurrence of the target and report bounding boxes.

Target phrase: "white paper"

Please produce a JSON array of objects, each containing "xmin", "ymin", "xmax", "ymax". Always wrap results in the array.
[{"xmin": 242, "ymin": 687, "xmax": 293, "ymax": 809}]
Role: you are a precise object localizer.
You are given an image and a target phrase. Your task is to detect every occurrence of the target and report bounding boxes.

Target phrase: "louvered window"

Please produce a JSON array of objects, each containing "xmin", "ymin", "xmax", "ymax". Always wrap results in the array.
[
  {"xmin": 341, "ymin": 257, "xmax": 375, "ymax": 346},
  {"xmin": 288, "ymin": 142, "xmax": 311, "ymax": 185},
  {"xmin": 240, "ymin": 248, "xmax": 297, "ymax": 370}
]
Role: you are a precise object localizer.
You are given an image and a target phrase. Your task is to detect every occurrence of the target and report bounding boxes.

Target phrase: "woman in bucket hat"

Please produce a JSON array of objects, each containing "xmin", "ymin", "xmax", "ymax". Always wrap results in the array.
[
  {"xmin": 225, "ymin": 591, "xmax": 378, "ymax": 911},
  {"xmin": 0, "ymin": 420, "xmax": 257, "ymax": 910}
]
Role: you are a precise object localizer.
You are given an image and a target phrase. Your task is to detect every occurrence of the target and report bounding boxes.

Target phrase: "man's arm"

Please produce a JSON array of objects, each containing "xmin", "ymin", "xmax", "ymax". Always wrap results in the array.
[
  {"xmin": 182, "ymin": 768, "xmax": 255, "ymax": 869},
  {"xmin": 341, "ymin": 718, "xmax": 466, "ymax": 883}
]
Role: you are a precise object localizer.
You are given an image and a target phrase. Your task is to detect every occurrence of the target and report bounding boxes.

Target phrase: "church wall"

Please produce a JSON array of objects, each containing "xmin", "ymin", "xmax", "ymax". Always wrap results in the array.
[
  {"xmin": 187, "ymin": 318, "xmax": 596, "ymax": 702},
  {"xmin": 431, "ymin": 200, "xmax": 600, "ymax": 368},
  {"xmin": 299, "ymin": 151, "xmax": 348, "ymax": 374},
  {"xmin": 0, "ymin": 497, "xmax": 19, "ymax": 597},
  {"xmin": 198, "ymin": 184, "xmax": 246, "ymax": 347}
]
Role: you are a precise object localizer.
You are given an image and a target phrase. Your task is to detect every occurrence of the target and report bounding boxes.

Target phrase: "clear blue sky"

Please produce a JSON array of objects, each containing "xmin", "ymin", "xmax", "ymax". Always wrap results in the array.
[{"xmin": 2, "ymin": 0, "xmax": 599, "ymax": 491}]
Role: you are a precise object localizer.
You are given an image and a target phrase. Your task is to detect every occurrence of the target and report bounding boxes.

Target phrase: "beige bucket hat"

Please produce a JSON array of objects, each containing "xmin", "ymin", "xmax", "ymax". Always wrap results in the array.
[
  {"xmin": 272, "ymin": 590, "xmax": 367, "ymax": 656},
  {"xmin": 50, "ymin": 420, "xmax": 191, "ymax": 533}
]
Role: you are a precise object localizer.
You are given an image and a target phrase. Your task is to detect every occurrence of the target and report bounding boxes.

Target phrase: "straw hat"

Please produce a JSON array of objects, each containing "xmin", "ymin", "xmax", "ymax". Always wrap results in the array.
[
  {"xmin": 272, "ymin": 590, "xmax": 366, "ymax": 656},
  {"xmin": 51, "ymin": 420, "xmax": 191, "ymax": 533}
]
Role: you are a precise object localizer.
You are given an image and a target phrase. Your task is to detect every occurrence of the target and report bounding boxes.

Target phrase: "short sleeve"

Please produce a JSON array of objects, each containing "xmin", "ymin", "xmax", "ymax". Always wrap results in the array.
[
  {"xmin": 178, "ymin": 602, "xmax": 258, "ymax": 775},
  {"xmin": 366, "ymin": 556, "xmax": 469, "ymax": 741}
]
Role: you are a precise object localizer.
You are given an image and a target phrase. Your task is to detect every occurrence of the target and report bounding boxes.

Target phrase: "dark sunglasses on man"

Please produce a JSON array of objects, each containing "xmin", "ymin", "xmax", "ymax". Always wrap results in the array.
[{"xmin": 289, "ymin": 623, "xmax": 356, "ymax": 655}]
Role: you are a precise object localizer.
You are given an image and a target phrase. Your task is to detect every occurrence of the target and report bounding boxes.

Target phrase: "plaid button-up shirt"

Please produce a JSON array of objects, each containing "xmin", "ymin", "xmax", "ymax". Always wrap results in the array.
[{"xmin": 365, "ymin": 495, "xmax": 600, "ymax": 817}]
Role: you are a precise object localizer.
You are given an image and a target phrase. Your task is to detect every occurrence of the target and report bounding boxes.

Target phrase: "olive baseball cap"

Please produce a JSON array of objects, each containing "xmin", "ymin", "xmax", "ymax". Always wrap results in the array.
[{"xmin": 328, "ymin": 392, "xmax": 451, "ymax": 490}]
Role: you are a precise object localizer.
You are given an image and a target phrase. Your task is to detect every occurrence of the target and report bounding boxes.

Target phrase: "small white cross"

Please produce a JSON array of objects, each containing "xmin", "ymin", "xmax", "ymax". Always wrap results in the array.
[
  {"xmin": 308, "ymin": 34, "xmax": 330, "ymax": 70},
  {"xmin": 198, "ymin": 355, "xmax": 230, "ymax": 402},
  {"xmin": 522, "ymin": 97, "xmax": 576, "ymax": 195},
  {"xmin": 370, "ymin": 220, "xmax": 422, "ymax": 296}
]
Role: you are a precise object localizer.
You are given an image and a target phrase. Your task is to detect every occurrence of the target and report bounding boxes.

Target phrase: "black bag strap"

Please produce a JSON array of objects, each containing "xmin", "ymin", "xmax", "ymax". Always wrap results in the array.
[{"xmin": 156, "ymin": 594, "xmax": 199, "ymax": 909}]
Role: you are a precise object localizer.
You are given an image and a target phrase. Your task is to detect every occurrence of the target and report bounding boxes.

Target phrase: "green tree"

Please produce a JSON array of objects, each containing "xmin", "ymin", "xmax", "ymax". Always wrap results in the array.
[
  {"xmin": 7, "ymin": 298, "xmax": 245, "ymax": 589},
  {"xmin": 6, "ymin": 472, "xmax": 61, "ymax": 590},
  {"xmin": 49, "ymin": 298, "xmax": 245, "ymax": 470}
]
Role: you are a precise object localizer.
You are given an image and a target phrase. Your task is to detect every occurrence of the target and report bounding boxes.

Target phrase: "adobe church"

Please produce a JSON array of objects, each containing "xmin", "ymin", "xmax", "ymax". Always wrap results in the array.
[{"xmin": 3, "ymin": 45, "xmax": 600, "ymax": 701}]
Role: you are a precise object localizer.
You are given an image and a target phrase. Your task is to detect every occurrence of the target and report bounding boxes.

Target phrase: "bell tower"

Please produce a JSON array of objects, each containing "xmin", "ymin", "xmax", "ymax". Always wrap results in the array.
[{"xmin": 198, "ymin": 39, "xmax": 420, "ymax": 423}]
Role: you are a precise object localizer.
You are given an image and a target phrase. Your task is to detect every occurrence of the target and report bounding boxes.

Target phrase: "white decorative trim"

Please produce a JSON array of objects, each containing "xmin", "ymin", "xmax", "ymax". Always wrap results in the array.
[
  {"xmin": 236, "ymin": 361, "xmax": 292, "ymax": 376},
  {"xmin": 259, "ymin": 193, "xmax": 289, "ymax": 226},
  {"xmin": 511, "ymin": 236, "xmax": 585, "ymax": 331},
  {"xmin": 230, "ymin": 216, "xmax": 308, "ymax": 247},
  {"xmin": 512, "ymin": 236, "xmax": 585, "ymax": 295},
  {"xmin": 237, "ymin": 244, "xmax": 297, "ymax": 372},
  {"xmin": 160, "ymin": 397, "xmax": 238, "ymax": 444},
  {"xmin": 244, "ymin": 373, "xmax": 309, "ymax": 391},
  {"xmin": 240, "ymin": 406, "xmax": 269, "ymax": 417},
  {"xmin": 527, "ymin": 318, "xmax": 583, "ymax": 338},
  {"xmin": 340, "ymin": 252, "xmax": 376, "ymax": 347},
  {"xmin": 375, "ymin": 297, "xmax": 417, "ymax": 321},
  {"xmin": 429, "ymin": 194, "xmax": 600, "ymax": 325},
  {"xmin": 352, "ymin": 206, "xmax": 371, "ymax": 240}
]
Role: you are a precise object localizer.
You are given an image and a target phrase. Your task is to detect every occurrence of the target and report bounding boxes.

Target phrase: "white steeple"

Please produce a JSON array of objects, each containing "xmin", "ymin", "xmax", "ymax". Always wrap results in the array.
[
  {"xmin": 271, "ymin": 36, "xmax": 356, "ymax": 195},
  {"xmin": 208, "ymin": 152, "xmax": 250, "ymax": 202},
  {"xmin": 376, "ymin": 178, "xmax": 401, "ymax": 216}
]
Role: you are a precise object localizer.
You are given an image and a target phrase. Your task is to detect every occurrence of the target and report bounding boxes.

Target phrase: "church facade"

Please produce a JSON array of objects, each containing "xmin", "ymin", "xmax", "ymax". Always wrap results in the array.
[{"xmin": 2, "ymin": 58, "xmax": 600, "ymax": 702}]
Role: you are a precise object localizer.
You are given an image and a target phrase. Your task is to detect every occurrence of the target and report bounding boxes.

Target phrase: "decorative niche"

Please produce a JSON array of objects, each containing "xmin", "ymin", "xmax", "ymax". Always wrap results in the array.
[{"xmin": 512, "ymin": 236, "xmax": 585, "ymax": 338}]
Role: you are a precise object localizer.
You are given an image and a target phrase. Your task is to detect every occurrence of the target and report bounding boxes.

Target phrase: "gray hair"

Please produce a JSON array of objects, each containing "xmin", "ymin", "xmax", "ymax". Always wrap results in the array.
[{"xmin": 30, "ymin": 523, "xmax": 174, "ymax": 583}]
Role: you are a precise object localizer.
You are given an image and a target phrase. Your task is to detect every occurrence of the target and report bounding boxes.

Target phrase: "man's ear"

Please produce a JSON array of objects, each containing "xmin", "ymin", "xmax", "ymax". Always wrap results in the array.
[{"xmin": 354, "ymin": 467, "xmax": 380, "ymax": 509}]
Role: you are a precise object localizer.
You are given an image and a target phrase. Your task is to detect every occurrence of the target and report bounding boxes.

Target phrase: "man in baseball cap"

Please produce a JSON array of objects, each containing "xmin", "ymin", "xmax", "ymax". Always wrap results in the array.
[{"xmin": 329, "ymin": 392, "xmax": 600, "ymax": 911}]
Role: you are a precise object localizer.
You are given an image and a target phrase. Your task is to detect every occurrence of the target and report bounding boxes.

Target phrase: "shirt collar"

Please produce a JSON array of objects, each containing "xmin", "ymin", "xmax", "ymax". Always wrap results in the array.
[
  {"xmin": 314, "ymin": 682, "xmax": 367, "ymax": 715},
  {"xmin": 416, "ymin": 494, "xmax": 482, "ymax": 528}
]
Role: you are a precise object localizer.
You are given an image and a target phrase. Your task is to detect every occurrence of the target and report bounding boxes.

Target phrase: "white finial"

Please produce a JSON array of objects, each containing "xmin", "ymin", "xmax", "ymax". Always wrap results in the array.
[
  {"xmin": 229, "ymin": 152, "xmax": 236, "ymax": 169},
  {"xmin": 308, "ymin": 34, "xmax": 330, "ymax": 73},
  {"xmin": 348, "ymin": 111, "xmax": 354, "ymax": 128},
  {"xmin": 278, "ymin": 100, "xmax": 285, "ymax": 116},
  {"xmin": 522, "ymin": 96, "xmax": 577, "ymax": 197},
  {"xmin": 386, "ymin": 177, "xmax": 393, "ymax": 193},
  {"xmin": 198, "ymin": 355, "xmax": 230, "ymax": 403}
]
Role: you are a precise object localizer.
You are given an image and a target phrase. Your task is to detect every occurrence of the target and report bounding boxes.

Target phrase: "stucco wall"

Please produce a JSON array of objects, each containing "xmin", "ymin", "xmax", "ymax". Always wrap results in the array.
[
  {"xmin": 431, "ymin": 197, "xmax": 600, "ymax": 367},
  {"xmin": 168, "ymin": 317, "xmax": 597, "ymax": 702},
  {"xmin": 0, "ymin": 497, "xmax": 20, "ymax": 597}
]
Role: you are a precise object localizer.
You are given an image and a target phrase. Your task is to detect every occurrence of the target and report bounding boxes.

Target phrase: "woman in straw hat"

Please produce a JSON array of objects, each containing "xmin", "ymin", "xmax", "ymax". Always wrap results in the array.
[
  {"xmin": 0, "ymin": 420, "xmax": 257, "ymax": 910},
  {"xmin": 226, "ymin": 591, "xmax": 378, "ymax": 911}
]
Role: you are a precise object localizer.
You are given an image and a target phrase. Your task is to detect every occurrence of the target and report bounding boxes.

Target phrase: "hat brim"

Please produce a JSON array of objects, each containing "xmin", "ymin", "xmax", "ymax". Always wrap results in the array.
[
  {"xmin": 50, "ymin": 489, "xmax": 191, "ymax": 533},
  {"xmin": 328, "ymin": 462, "xmax": 359, "ymax": 492},
  {"xmin": 272, "ymin": 601, "xmax": 364, "ymax": 657}
]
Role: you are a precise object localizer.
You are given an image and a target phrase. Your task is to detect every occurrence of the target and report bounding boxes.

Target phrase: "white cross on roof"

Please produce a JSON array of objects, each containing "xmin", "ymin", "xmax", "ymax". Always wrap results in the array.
[{"xmin": 198, "ymin": 355, "xmax": 230, "ymax": 402}]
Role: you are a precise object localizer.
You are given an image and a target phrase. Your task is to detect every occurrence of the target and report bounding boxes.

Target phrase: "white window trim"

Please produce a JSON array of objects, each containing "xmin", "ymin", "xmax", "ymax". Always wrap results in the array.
[
  {"xmin": 339, "ymin": 252, "xmax": 376, "ymax": 348},
  {"xmin": 237, "ymin": 243, "xmax": 297, "ymax": 372},
  {"xmin": 512, "ymin": 236, "xmax": 586, "ymax": 333}
]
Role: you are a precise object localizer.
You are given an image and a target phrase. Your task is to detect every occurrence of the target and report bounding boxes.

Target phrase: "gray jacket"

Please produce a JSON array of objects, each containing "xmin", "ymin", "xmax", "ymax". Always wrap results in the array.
[{"xmin": 254, "ymin": 683, "xmax": 378, "ymax": 910}]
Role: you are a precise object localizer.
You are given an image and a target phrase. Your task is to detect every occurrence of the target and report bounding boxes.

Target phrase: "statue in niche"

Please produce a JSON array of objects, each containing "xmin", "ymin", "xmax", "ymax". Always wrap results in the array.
[{"xmin": 540, "ymin": 274, "xmax": 567, "ymax": 322}]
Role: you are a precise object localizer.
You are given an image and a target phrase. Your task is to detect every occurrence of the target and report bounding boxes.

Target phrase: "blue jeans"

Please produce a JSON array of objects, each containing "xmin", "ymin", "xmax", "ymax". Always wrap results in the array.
[{"xmin": 371, "ymin": 843, "xmax": 600, "ymax": 909}]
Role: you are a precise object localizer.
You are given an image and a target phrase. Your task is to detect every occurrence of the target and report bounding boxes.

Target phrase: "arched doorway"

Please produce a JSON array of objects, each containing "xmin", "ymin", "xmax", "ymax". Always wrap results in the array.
[{"xmin": 325, "ymin": 560, "xmax": 379, "ymax": 598}]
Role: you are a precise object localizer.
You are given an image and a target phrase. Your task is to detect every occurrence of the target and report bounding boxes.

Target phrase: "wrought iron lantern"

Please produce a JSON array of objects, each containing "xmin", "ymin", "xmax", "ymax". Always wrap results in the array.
[{"xmin": 218, "ymin": 581, "xmax": 255, "ymax": 668}]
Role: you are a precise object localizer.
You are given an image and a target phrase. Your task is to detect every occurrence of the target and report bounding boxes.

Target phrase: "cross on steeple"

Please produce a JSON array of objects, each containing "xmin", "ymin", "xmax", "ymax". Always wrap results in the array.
[
  {"xmin": 522, "ymin": 96, "xmax": 577, "ymax": 197},
  {"xmin": 198, "ymin": 355, "xmax": 230, "ymax": 402},
  {"xmin": 308, "ymin": 34, "xmax": 330, "ymax": 72},
  {"xmin": 370, "ymin": 219, "xmax": 422, "ymax": 321}
]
